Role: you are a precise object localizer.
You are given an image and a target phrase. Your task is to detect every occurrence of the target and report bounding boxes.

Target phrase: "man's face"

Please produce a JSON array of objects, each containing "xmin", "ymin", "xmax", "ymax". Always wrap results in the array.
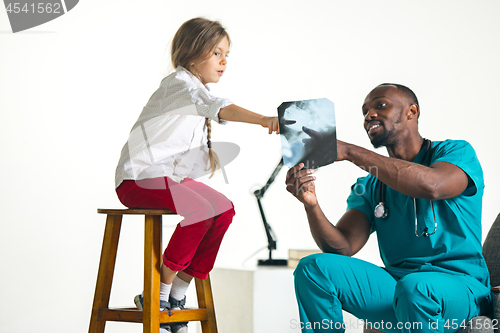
[{"xmin": 361, "ymin": 85, "xmax": 408, "ymax": 148}]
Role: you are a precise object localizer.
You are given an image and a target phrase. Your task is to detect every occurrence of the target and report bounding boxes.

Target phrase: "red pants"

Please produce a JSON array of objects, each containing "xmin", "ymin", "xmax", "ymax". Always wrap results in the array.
[{"xmin": 116, "ymin": 177, "xmax": 235, "ymax": 279}]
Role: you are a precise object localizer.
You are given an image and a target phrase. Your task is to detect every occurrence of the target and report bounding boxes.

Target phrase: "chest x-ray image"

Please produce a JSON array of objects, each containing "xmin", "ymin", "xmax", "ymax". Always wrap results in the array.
[{"xmin": 278, "ymin": 98, "xmax": 337, "ymax": 169}]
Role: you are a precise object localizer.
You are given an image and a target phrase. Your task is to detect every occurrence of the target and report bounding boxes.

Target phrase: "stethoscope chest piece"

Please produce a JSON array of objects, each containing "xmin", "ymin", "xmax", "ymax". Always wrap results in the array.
[
  {"xmin": 373, "ymin": 139, "xmax": 437, "ymax": 236},
  {"xmin": 374, "ymin": 202, "xmax": 388, "ymax": 219}
]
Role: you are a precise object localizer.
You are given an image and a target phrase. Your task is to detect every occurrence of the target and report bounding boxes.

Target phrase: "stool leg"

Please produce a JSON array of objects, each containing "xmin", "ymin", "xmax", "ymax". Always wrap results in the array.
[
  {"xmin": 89, "ymin": 214, "xmax": 123, "ymax": 333},
  {"xmin": 143, "ymin": 215, "xmax": 162, "ymax": 333},
  {"xmin": 195, "ymin": 275, "xmax": 218, "ymax": 333}
]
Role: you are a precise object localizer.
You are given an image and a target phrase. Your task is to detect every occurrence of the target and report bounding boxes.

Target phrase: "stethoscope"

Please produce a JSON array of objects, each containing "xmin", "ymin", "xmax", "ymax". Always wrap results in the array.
[{"xmin": 374, "ymin": 139, "xmax": 438, "ymax": 237}]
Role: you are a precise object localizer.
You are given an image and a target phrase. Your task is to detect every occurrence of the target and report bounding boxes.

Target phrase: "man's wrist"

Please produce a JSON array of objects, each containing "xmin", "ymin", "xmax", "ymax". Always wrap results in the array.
[
  {"xmin": 343, "ymin": 142, "xmax": 354, "ymax": 161},
  {"xmin": 304, "ymin": 201, "xmax": 319, "ymax": 212}
]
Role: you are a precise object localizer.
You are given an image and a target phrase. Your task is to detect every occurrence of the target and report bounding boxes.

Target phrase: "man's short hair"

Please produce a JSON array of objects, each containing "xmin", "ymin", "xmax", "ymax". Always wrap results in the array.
[{"xmin": 378, "ymin": 83, "xmax": 419, "ymax": 117}]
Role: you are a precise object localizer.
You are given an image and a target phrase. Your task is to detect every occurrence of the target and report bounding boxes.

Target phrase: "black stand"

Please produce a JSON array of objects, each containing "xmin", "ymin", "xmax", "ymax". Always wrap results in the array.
[{"xmin": 253, "ymin": 157, "xmax": 288, "ymax": 266}]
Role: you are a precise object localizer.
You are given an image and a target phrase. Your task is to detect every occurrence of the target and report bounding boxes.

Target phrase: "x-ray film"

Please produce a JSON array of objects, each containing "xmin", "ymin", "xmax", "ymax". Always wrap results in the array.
[{"xmin": 278, "ymin": 98, "xmax": 336, "ymax": 169}]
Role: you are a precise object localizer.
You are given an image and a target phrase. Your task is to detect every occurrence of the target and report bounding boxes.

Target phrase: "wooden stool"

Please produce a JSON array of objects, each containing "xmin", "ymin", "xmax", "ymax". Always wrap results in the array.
[{"xmin": 89, "ymin": 208, "xmax": 218, "ymax": 333}]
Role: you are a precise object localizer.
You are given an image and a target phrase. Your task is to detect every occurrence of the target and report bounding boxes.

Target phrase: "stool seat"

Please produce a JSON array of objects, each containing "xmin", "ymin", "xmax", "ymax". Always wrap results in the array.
[
  {"xmin": 97, "ymin": 208, "xmax": 175, "ymax": 215},
  {"xmin": 89, "ymin": 208, "xmax": 218, "ymax": 333}
]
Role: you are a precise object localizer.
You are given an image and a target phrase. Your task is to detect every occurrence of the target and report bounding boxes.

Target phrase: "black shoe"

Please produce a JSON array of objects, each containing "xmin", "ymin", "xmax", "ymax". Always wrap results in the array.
[
  {"xmin": 134, "ymin": 294, "xmax": 173, "ymax": 332},
  {"xmin": 133, "ymin": 294, "xmax": 171, "ymax": 311},
  {"xmin": 169, "ymin": 296, "xmax": 188, "ymax": 333}
]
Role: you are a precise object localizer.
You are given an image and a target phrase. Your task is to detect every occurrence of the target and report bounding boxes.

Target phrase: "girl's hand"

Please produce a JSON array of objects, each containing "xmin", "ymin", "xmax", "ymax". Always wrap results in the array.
[{"xmin": 261, "ymin": 116, "xmax": 280, "ymax": 134}]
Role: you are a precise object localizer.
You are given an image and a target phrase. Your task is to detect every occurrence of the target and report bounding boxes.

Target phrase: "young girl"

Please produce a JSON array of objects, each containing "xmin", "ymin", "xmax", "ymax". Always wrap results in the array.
[{"xmin": 114, "ymin": 17, "xmax": 279, "ymax": 333}]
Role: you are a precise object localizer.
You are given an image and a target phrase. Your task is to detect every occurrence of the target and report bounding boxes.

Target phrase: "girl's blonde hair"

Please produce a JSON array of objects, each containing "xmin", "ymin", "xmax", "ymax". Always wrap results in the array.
[{"xmin": 171, "ymin": 17, "xmax": 230, "ymax": 178}]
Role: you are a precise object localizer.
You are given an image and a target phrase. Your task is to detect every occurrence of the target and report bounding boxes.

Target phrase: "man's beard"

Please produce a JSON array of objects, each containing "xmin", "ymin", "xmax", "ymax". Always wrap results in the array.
[
  {"xmin": 370, "ymin": 110, "xmax": 403, "ymax": 148},
  {"xmin": 370, "ymin": 127, "xmax": 395, "ymax": 148}
]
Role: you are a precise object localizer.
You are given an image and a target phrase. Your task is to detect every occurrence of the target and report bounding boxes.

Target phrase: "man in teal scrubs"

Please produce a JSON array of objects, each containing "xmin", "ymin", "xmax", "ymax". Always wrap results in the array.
[{"xmin": 286, "ymin": 84, "xmax": 492, "ymax": 332}]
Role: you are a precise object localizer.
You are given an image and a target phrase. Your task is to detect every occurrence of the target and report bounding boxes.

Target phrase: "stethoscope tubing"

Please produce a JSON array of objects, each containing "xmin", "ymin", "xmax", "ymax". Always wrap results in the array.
[{"xmin": 374, "ymin": 139, "xmax": 437, "ymax": 237}]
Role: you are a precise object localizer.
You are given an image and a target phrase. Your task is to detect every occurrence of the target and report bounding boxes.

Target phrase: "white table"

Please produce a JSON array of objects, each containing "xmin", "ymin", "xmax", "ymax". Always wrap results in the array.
[{"xmin": 210, "ymin": 266, "xmax": 362, "ymax": 333}]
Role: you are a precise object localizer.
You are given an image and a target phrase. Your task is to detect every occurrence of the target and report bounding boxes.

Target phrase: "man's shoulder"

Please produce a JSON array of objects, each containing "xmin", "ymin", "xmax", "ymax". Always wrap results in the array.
[
  {"xmin": 431, "ymin": 139, "xmax": 483, "ymax": 186},
  {"xmin": 352, "ymin": 174, "xmax": 378, "ymax": 187},
  {"xmin": 433, "ymin": 139, "xmax": 473, "ymax": 148},
  {"xmin": 432, "ymin": 139, "xmax": 477, "ymax": 157}
]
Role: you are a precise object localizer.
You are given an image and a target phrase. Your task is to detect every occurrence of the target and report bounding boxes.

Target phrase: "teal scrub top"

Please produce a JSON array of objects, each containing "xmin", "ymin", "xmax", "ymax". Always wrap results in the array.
[{"xmin": 346, "ymin": 139, "xmax": 490, "ymax": 287}]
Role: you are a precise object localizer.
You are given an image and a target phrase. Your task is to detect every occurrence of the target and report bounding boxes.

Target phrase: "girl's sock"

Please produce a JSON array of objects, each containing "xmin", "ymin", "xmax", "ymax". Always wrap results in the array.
[
  {"xmin": 160, "ymin": 282, "xmax": 172, "ymax": 303},
  {"xmin": 170, "ymin": 275, "xmax": 190, "ymax": 307}
]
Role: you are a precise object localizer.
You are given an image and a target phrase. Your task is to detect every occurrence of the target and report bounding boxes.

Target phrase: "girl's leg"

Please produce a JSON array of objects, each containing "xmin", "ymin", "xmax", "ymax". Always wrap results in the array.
[
  {"xmin": 180, "ymin": 207, "xmax": 233, "ymax": 279},
  {"xmin": 166, "ymin": 178, "xmax": 235, "ymax": 279},
  {"xmin": 175, "ymin": 177, "xmax": 234, "ymax": 221},
  {"xmin": 117, "ymin": 177, "xmax": 230, "ymax": 333},
  {"xmin": 116, "ymin": 178, "xmax": 223, "ymax": 275},
  {"xmin": 160, "ymin": 264, "xmax": 180, "ymax": 284},
  {"xmin": 294, "ymin": 253, "xmax": 399, "ymax": 333},
  {"xmin": 117, "ymin": 177, "xmax": 218, "ymax": 227},
  {"xmin": 162, "ymin": 178, "xmax": 234, "ymax": 333}
]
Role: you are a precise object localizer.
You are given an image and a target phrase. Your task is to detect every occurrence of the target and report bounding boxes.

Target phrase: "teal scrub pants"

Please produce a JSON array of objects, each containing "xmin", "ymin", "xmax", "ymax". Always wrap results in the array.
[{"xmin": 294, "ymin": 254, "xmax": 491, "ymax": 333}]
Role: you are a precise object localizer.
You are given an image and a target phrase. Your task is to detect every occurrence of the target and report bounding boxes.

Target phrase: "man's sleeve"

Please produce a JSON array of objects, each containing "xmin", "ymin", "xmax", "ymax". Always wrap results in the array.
[
  {"xmin": 431, "ymin": 140, "xmax": 484, "ymax": 196},
  {"xmin": 346, "ymin": 176, "xmax": 377, "ymax": 232}
]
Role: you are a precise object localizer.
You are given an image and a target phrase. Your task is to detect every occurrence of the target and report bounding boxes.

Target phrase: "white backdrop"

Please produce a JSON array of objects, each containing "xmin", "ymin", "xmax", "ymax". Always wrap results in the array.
[{"xmin": 1, "ymin": 1, "xmax": 499, "ymax": 332}]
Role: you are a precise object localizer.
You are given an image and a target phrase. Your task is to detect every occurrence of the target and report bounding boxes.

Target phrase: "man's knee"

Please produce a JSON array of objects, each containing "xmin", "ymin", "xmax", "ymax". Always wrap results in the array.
[
  {"xmin": 394, "ymin": 274, "xmax": 438, "ymax": 312},
  {"xmin": 294, "ymin": 253, "xmax": 350, "ymax": 289},
  {"xmin": 295, "ymin": 253, "xmax": 330, "ymax": 278},
  {"xmin": 294, "ymin": 253, "xmax": 337, "ymax": 303}
]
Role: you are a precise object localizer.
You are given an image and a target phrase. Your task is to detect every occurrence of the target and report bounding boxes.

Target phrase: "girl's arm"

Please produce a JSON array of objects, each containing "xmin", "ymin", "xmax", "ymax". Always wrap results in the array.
[{"xmin": 218, "ymin": 104, "xmax": 279, "ymax": 134}]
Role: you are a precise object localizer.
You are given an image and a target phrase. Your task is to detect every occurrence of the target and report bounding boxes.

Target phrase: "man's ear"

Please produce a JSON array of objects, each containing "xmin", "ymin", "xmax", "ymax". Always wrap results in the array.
[{"xmin": 407, "ymin": 104, "xmax": 419, "ymax": 119}]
